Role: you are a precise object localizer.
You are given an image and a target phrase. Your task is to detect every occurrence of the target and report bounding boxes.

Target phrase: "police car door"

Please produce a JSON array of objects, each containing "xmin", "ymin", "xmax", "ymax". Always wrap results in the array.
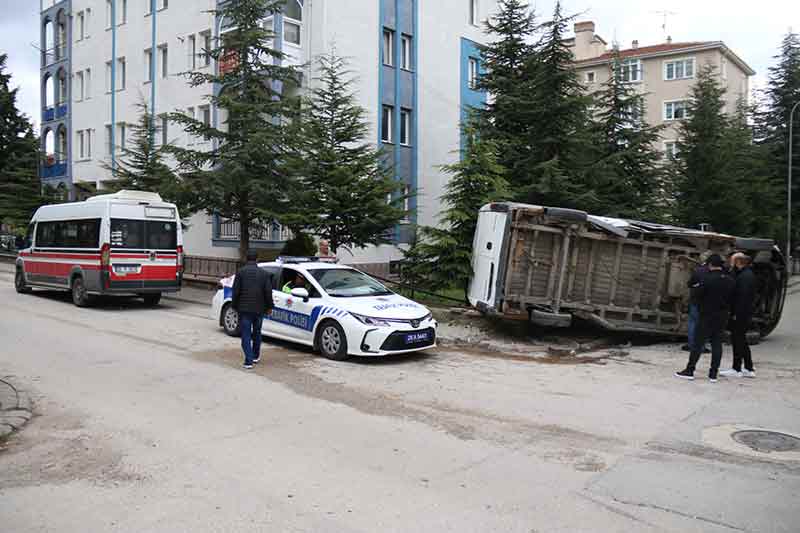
[{"xmin": 269, "ymin": 267, "xmax": 320, "ymax": 344}]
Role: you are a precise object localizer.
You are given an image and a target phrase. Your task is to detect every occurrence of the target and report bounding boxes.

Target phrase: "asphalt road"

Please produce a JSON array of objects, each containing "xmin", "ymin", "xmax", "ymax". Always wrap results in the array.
[{"xmin": 1, "ymin": 268, "xmax": 799, "ymax": 532}]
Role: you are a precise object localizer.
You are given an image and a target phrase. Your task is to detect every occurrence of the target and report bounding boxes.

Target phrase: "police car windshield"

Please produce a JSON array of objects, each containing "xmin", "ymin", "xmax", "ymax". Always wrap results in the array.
[{"xmin": 309, "ymin": 268, "xmax": 392, "ymax": 298}]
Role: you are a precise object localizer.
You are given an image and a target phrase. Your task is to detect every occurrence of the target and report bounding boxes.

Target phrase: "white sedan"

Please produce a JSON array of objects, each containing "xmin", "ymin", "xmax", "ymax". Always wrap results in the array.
[{"xmin": 210, "ymin": 258, "xmax": 437, "ymax": 360}]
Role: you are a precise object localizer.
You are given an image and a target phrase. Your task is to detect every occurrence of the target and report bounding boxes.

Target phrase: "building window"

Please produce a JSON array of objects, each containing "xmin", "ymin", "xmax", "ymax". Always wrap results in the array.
[
  {"xmin": 664, "ymin": 58, "xmax": 694, "ymax": 81},
  {"xmin": 105, "ymin": 61, "xmax": 112, "ymax": 92},
  {"xmin": 86, "ymin": 129, "xmax": 92, "ymax": 158},
  {"xmin": 76, "ymin": 71, "xmax": 85, "ymax": 101},
  {"xmin": 201, "ymin": 31, "xmax": 212, "ymax": 67},
  {"xmin": 469, "ymin": 0, "xmax": 478, "ymax": 26},
  {"xmin": 381, "ymin": 105, "xmax": 393, "ymax": 143},
  {"xmin": 159, "ymin": 45, "xmax": 168, "ymax": 78},
  {"xmin": 187, "ymin": 35, "xmax": 196, "ymax": 70},
  {"xmin": 117, "ymin": 57, "xmax": 126, "ymax": 90},
  {"xmin": 187, "ymin": 107, "xmax": 195, "ymax": 145},
  {"xmin": 468, "ymin": 57, "xmax": 479, "ymax": 89},
  {"xmin": 105, "ymin": 124, "xmax": 112, "ymax": 156},
  {"xmin": 119, "ymin": 0, "xmax": 127, "ymax": 25},
  {"xmin": 402, "ymin": 186, "xmax": 411, "ymax": 222},
  {"xmin": 85, "ymin": 69, "xmax": 92, "ymax": 99},
  {"xmin": 76, "ymin": 11, "xmax": 85, "ymax": 41},
  {"xmin": 145, "ymin": 49, "xmax": 153, "ymax": 82},
  {"xmin": 664, "ymin": 141, "xmax": 678, "ymax": 159},
  {"xmin": 116, "ymin": 123, "xmax": 126, "ymax": 152},
  {"xmin": 284, "ymin": 0, "xmax": 302, "ymax": 46},
  {"xmin": 383, "ymin": 29, "xmax": 395, "ymax": 67},
  {"xmin": 77, "ymin": 130, "xmax": 85, "ymax": 159},
  {"xmin": 585, "ymin": 71, "xmax": 596, "ymax": 83},
  {"xmin": 160, "ymin": 114, "xmax": 169, "ymax": 146},
  {"xmin": 664, "ymin": 100, "xmax": 691, "ymax": 121},
  {"xmin": 199, "ymin": 105, "xmax": 211, "ymax": 140},
  {"xmin": 105, "ymin": 0, "xmax": 112, "ymax": 29},
  {"xmin": 620, "ymin": 58, "xmax": 642, "ymax": 83},
  {"xmin": 158, "ymin": 0, "xmax": 168, "ymax": 10},
  {"xmin": 401, "ymin": 35, "xmax": 412, "ymax": 70},
  {"xmin": 400, "ymin": 109, "xmax": 411, "ymax": 146}
]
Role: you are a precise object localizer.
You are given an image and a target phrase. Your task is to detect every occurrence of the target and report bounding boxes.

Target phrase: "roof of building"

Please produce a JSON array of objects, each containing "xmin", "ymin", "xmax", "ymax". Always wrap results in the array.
[{"xmin": 574, "ymin": 41, "xmax": 756, "ymax": 76}]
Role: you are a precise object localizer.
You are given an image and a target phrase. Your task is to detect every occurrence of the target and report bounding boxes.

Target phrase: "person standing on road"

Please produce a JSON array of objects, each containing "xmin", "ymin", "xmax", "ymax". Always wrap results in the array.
[
  {"xmin": 232, "ymin": 250, "xmax": 274, "ymax": 370},
  {"xmin": 675, "ymin": 254, "xmax": 736, "ymax": 382},
  {"xmin": 720, "ymin": 253, "xmax": 757, "ymax": 378},
  {"xmin": 683, "ymin": 252, "xmax": 712, "ymax": 353}
]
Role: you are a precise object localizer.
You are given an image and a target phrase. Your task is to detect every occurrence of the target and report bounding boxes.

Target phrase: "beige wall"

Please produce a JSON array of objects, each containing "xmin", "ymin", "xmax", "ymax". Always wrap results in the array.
[{"xmin": 576, "ymin": 48, "xmax": 751, "ymax": 149}]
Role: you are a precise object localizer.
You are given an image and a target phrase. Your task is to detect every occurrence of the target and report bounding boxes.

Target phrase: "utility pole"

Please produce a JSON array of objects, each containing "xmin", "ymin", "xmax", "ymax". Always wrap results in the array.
[{"xmin": 788, "ymin": 101, "xmax": 799, "ymax": 272}]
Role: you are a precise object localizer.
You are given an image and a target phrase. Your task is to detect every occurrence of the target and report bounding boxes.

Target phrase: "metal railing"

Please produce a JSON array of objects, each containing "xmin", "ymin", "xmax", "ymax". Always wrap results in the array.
[{"xmin": 217, "ymin": 218, "xmax": 292, "ymax": 242}]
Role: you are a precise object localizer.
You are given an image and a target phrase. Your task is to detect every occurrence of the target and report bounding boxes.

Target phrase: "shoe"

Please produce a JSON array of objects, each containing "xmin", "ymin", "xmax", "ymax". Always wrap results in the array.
[
  {"xmin": 719, "ymin": 369, "xmax": 742, "ymax": 378},
  {"xmin": 742, "ymin": 369, "xmax": 756, "ymax": 378},
  {"xmin": 681, "ymin": 344, "xmax": 690, "ymax": 351},
  {"xmin": 675, "ymin": 369, "xmax": 694, "ymax": 380},
  {"xmin": 243, "ymin": 363, "xmax": 254, "ymax": 369},
  {"xmin": 709, "ymin": 376, "xmax": 718, "ymax": 382},
  {"xmin": 253, "ymin": 357, "xmax": 261, "ymax": 364},
  {"xmin": 709, "ymin": 370, "xmax": 718, "ymax": 382}
]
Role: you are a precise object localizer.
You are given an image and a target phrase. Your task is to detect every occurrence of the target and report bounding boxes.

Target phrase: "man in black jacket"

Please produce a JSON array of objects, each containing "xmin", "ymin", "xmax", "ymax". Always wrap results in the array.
[
  {"xmin": 720, "ymin": 253, "xmax": 757, "ymax": 378},
  {"xmin": 232, "ymin": 250, "xmax": 274, "ymax": 369},
  {"xmin": 676, "ymin": 254, "xmax": 735, "ymax": 382}
]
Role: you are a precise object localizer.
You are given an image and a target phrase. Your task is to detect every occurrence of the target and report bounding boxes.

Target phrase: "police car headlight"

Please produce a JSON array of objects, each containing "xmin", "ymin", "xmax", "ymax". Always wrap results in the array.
[
  {"xmin": 350, "ymin": 313, "xmax": 391, "ymax": 328},
  {"xmin": 422, "ymin": 312, "xmax": 433, "ymax": 322}
]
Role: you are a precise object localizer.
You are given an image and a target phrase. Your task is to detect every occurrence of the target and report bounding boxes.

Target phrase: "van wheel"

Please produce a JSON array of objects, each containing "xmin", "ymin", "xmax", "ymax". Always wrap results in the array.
[
  {"xmin": 15, "ymin": 268, "xmax": 31, "ymax": 294},
  {"xmin": 222, "ymin": 303, "xmax": 241, "ymax": 337},
  {"xmin": 71, "ymin": 277, "xmax": 91, "ymax": 307},
  {"xmin": 142, "ymin": 293, "xmax": 162, "ymax": 306},
  {"xmin": 316, "ymin": 321, "xmax": 349, "ymax": 361}
]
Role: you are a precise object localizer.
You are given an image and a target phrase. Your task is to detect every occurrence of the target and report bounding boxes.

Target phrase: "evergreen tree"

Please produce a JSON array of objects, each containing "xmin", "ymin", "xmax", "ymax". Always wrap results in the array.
[
  {"xmin": 758, "ymin": 31, "xmax": 800, "ymax": 249},
  {"xmin": 585, "ymin": 51, "xmax": 668, "ymax": 220},
  {"xmin": 167, "ymin": 0, "xmax": 302, "ymax": 262},
  {"xmin": 287, "ymin": 52, "xmax": 405, "ymax": 254},
  {"xmin": 673, "ymin": 66, "xmax": 752, "ymax": 235},
  {"xmin": 0, "ymin": 54, "xmax": 43, "ymax": 230},
  {"xmin": 402, "ymin": 127, "xmax": 509, "ymax": 301},
  {"xmin": 104, "ymin": 100, "xmax": 190, "ymax": 214},
  {"xmin": 475, "ymin": 0, "xmax": 538, "ymax": 191}
]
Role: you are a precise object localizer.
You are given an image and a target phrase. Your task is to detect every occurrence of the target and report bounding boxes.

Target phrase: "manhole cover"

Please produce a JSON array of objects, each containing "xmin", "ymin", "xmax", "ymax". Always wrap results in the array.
[{"xmin": 731, "ymin": 430, "xmax": 800, "ymax": 453}]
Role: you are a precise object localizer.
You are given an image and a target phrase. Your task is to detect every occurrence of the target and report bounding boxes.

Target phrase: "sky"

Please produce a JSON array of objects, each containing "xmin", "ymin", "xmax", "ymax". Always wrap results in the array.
[{"xmin": 0, "ymin": 0, "xmax": 798, "ymax": 132}]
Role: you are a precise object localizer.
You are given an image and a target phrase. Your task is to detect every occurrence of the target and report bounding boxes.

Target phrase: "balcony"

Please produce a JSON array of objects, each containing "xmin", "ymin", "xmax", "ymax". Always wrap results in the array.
[
  {"xmin": 42, "ymin": 46, "xmax": 64, "ymax": 67},
  {"xmin": 56, "ymin": 103, "xmax": 68, "ymax": 119},
  {"xmin": 43, "ymin": 106, "xmax": 55, "ymax": 122},
  {"xmin": 41, "ymin": 161, "xmax": 67, "ymax": 179}
]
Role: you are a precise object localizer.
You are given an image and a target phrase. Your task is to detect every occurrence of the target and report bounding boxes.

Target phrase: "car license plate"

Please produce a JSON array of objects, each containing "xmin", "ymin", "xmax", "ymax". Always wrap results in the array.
[{"xmin": 404, "ymin": 331, "xmax": 430, "ymax": 344}]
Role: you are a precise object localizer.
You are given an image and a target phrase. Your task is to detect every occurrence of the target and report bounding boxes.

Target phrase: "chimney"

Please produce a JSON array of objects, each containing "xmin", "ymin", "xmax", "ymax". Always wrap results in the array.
[
  {"xmin": 632, "ymin": 40, "xmax": 639, "ymax": 50},
  {"xmin": 573, "ymin": 21, "xmax": 597, "ymax": 60}
]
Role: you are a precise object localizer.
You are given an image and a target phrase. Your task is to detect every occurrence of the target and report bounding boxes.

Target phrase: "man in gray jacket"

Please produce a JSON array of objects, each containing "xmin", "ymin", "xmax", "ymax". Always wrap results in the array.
[{"xmin": 232, "ymin": 250, "xmax": 274, "ymax": 369}]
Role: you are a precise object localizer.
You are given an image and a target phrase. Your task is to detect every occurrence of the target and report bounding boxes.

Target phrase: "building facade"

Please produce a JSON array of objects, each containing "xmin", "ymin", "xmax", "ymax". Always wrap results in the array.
[
  {"xmin": 38, "ymin": 0, "xmax": 496, "ymax": 266},
  {"xmin": 567, "ymin": 21, "xmax": 755, "ymax": 157}
]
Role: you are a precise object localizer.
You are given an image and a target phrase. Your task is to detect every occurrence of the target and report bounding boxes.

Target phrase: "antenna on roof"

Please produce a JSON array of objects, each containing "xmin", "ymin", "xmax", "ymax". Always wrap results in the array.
[{"xmin": 653, "ymin": 10, "xmax": 677, "ymax": 41}]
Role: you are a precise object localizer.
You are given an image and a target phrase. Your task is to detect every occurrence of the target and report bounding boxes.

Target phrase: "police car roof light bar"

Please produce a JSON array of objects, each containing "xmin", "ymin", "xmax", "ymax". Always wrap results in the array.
[{"xmin": 276, "ymin": 256, "xmax": 339, "ymax": 264}]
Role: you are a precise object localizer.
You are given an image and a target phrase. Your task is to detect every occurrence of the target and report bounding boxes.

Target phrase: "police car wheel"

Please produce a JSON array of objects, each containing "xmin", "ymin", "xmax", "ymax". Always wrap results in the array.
[
  {"xmin": 222, "ymin": 303, "xmax": 241, "ymax": 337},
  {"xmin": 15, "ymin": 268, "xmax": 30, "ymax": 294},
  {"xmin": 317, "ymin": 321, "xmax": 349, "ymax": 361},
  {"xmin": 71, "ymin": 277, "xmax": 91, "ymax": 307}
]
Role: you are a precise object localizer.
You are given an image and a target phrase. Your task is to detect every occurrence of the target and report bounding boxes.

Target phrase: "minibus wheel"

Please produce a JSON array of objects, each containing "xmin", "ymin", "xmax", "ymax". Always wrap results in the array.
[
  {"xmin": 71, "ymin": 276, "xmax": 91, "ymax": 307},
  {"xmin": 142, "ymin": 293, "xmax": 162, "ymax": 306}
]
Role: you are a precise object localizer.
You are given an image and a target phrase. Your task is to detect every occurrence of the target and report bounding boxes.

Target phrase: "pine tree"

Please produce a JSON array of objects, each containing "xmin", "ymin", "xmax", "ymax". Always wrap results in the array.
[
  {"xmin": 403, "ymin": 126, "xmax": 509, "ymax": 301},
  {"xmin": 516, "ymin": 1, "xmax": 595, "ymax": 208},
  {"xmin": 0, "ymin": 53, "xmax": 43, "ymax": 230},
  {"xmin": 585, "ymin": 50, "xmax": 668, "ymax": 220},
  {"xmin": 758, "ymin": 31, "xmax": 800, "ymax": 249},
  {"xmin": 673, "ymin": 66, "xmax": 752, "ymax": 235},
  {"xmin": 475, "ymin": 0, "xmax": 538, "ymax": 191},
  {"xmin": 167, "ymin": 0, "xmax": 302, "ymax": 262},
  {"xmin": 286, "ymin": 52, "xmax": 405, "ymax": 254},
  {"xmin": 104, "ymin": 100, "xmax": 190, "ymax": 214}
]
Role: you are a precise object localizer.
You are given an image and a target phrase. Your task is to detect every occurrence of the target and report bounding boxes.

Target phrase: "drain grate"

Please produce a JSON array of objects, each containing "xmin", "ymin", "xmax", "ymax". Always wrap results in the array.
[{"xmin": 731, "ymin": 430, "xmax": 800, "ymax": 453}]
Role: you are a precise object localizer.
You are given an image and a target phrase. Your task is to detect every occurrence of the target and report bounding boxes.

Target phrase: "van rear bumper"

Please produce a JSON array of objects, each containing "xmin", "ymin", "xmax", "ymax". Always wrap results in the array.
[{"xmin": 104, "ymin": 279, "xmax": 181, "ymax": 293}]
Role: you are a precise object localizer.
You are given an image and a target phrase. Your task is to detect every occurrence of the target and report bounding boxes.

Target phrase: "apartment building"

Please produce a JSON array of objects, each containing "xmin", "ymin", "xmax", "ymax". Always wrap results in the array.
[
  {"xmin": 38, "ymin": 0, "xmax": 497, "ymax": 264},
  {"xmin": 567, "ymin": 21, "xmax": 755, "ymax": 157}
]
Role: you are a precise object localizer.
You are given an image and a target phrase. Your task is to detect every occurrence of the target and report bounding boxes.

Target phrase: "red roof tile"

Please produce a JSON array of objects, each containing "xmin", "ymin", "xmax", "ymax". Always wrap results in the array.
[{"xmin": 575, "ymin": 41, "xmax": 715, "ymax": 63}]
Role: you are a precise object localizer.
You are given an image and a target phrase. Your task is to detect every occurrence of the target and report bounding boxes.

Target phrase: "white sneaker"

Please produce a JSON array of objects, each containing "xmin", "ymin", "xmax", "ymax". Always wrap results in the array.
[
  {"xmin": 742, "ymin": 369, "xmax": 756, "ymax": 378},
  {"xmin": 719, "ymin": 369, "xmax": 742, "ymax": 378}
]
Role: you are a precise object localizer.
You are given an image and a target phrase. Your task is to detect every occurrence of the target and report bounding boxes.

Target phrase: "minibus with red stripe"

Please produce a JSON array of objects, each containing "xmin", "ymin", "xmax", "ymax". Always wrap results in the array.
[{"xmin": 15, "ymin": 190, "xmax": 184, "ymax": 307}]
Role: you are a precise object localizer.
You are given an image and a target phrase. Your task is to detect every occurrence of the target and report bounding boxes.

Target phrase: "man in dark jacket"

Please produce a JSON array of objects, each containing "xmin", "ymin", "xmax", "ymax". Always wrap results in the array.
[
  {"xmin": 720, "ymin": 253, "xmax": 757, "ymax": 378},
  {"xmin": 683, "ymin": 252, "xmax": 711, "ymax": 353},
  {"xmin": 675, "ymin": 254, "xmax": 735, "ymax": 382},
  {"xmin": 232, "ymin": 250, "xmax": 274, "ymax": 369}
]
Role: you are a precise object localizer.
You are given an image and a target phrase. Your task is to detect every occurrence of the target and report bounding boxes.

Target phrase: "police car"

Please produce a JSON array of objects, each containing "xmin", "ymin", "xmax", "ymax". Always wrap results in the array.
[{"xmin": 210, "ymin": 257, "xmax": 437, "ymax": 360}]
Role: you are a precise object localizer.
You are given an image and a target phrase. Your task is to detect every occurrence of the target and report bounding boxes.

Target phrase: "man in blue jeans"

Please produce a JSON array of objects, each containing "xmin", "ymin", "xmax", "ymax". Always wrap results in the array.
[
  {"xmin": 231, "ymin": 250, "xmax": 274, "ymax": 369},
  {"xmin": 684, "ymin": 253, "xmax": 711, "ymax": 353}
]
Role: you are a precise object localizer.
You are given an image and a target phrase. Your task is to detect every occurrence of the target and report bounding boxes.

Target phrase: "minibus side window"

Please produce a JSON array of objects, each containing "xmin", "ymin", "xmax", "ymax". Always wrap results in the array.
[{"xmin": 35, "ymin": 221, "xmax": 57, "ymax": 247}]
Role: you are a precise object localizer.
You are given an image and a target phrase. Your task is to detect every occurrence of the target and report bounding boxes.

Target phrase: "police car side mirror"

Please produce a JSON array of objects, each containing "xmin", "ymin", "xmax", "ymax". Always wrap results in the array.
[{"xmin": 291, "ymin": 287, "xmax": 310, "ymax": 302}]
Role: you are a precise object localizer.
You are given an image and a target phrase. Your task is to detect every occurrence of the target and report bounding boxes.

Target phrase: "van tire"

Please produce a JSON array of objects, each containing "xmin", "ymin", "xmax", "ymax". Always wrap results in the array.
[
  {"xmin": 71, "ymin": 277, "xmax": 91, "ymax": 307},
  {"xmin": 316, "ymin": 320, "xmax": 349, "ymax": 361},
  {"xmin": 15, "ymin": 268, "xmax": 31, "ymax": 294},
  {"xmin": 142, "ymin": 293, "xmax": 162, "ymax": 306}
]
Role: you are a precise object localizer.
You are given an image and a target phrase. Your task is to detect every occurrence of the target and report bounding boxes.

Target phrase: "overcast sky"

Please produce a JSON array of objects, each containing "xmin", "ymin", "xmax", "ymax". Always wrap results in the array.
[{"xmin": 1, "ymin": 0, "xmax": 797, "ymax": 131}]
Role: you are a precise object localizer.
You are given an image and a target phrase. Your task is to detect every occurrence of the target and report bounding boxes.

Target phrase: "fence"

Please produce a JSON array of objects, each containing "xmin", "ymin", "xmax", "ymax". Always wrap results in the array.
[{"xmin": 184, "ymin": 255, "xmax": 243, "ymax": 284}]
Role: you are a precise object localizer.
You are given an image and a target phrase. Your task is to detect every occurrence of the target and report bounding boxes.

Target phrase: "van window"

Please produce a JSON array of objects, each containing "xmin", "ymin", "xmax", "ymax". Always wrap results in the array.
[
  {"xmin": 34, "ymin": 219, "xmax": 100, "ymax": 248},
  {"xmin": 110, "ymin": 219, "xmax": 146, "ymax": 249},
  {"xmin": 146, "ymin": 221, "xmax": 177, "ymax": 249},
  {"xmin": 35, "ymin": 221, "xmax": 57, "ymax": 247}
]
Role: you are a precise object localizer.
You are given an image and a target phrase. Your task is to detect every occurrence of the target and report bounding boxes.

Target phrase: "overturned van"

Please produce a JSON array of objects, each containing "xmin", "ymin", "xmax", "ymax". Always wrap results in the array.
[{"xmin": 469, "ymin": 203, "xmax": 788, "ymax": 337}]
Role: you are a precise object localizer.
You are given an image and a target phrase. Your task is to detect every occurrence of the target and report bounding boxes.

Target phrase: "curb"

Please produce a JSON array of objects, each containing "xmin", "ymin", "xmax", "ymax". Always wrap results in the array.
[{"xmin": 0, "ymin": 376, "xmax": 33, "ymax": 442}]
